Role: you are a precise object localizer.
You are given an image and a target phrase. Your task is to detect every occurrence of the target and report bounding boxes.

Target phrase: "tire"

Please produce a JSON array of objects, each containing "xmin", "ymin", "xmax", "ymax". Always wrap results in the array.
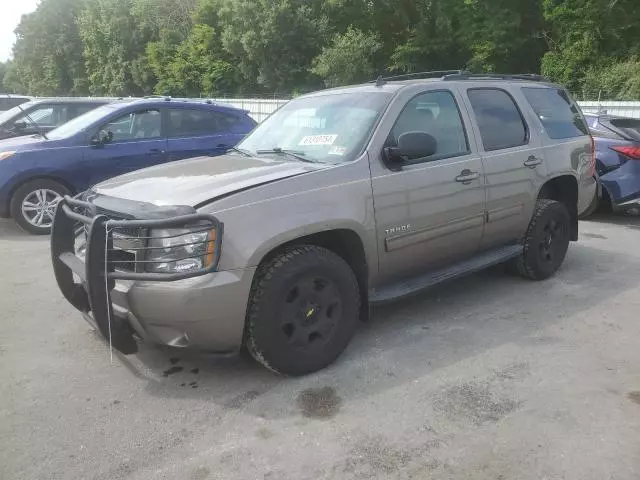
[
  {"xmin": 9, "ymin": 179, "xmax": 70, "ymax": 235},
  {"xmin": 578, "ymin": 190, "xmax": 599, "ymax": 219},
  {"xmin": 245, "ymin": 245, "xmax": 360, "ymax": 376},
  {"xmin": 511, "ymin": 199, "xmax": 571, "ymax": 281}
]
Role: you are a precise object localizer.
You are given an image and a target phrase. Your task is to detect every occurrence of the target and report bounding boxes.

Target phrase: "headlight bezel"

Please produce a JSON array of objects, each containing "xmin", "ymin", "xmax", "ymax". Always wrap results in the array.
[{"xmin": 145, "ymin": 226, "xmax": 219, "ymax": 274}]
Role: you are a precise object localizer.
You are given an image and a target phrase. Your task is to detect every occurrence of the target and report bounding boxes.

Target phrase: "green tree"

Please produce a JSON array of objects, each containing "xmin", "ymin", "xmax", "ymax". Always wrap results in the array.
[
  {"xmin": 148, "ymin": 24, "xmax": 239, "ymax": 96},
  {"xmin": 541, "ymin": 0, "xmax": 640, "ymax": 96},
  {"xmin": 217, "ymin": 0, "xmax": 330, "ymax": 93},
  {"xmin": 78, "ymin": 0, "xmax": 152, "ymax": 95},
  {"xmin": 312, "ymin": 27, "xmax": 382, "ymax": 87},
  {"xmin": 10, "ymin": 0, "xmax": 87, "ymax": 95}
]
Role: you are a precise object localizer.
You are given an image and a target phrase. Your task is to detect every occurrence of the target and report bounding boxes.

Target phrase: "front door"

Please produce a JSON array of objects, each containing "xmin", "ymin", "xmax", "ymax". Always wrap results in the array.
[
  {"xmin": 369, "ymin": 88, "xmax": 486, "ymax": 285},
  {"xmin": 460, "ymin": 87, "xmax": 547, "ymax": 249},
  {"xmin": 84, "ymin": 108, "xmax": 169, "ymax": 186}
]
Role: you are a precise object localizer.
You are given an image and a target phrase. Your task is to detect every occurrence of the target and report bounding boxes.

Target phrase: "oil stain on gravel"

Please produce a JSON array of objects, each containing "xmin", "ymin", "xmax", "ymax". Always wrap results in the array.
[
  {"xmin": 582, "ymin": 232, "xmax": 608, "ymax": 239},
  {"xmin": 297, "ymin": 386, "xmax": 342, "ymax": 419},
  {"xmin": 434, "ymin": 381, "xmax": 521, "ymax": 425},
  {"xmin": 628, "ymin": 391, "xmax": 640, "ymax": 406},
  {"xmin": 225, "ymin": 390, "xmax": 262, "ymax": 410},
  {"xmin": 162, "ymin": 366, "xmax": 184, "ymax": 377}
]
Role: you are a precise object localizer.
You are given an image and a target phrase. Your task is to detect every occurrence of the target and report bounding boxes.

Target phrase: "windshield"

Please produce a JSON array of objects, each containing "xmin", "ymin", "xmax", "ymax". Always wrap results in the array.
[
  {"xmin": 0, "ymin": 105, "xmax": 26, "ymax": 125},
  {"xmin": 46, "ymin": 104, "xmax": 121, "ymax": 140},
  {"xmin": 238, "ymin": 91, "xmax": 392, "ymax": 163}
]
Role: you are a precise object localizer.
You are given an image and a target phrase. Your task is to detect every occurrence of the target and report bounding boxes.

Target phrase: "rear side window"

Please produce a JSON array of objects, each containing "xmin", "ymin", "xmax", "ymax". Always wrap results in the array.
[
  {"xmin": 168, "ymin": 108, "xmax": 239, "ymax": 137},
  {"xmin": 609, "ymin": 118, "xmax": 640, "ymax": 142},
  {"xmin": 522, "ymin": 87, "xmax": 588, "ymax": 139},
  {"xmin": 467, "ymin": 89, "xmax": 528, "ymax": 151}
]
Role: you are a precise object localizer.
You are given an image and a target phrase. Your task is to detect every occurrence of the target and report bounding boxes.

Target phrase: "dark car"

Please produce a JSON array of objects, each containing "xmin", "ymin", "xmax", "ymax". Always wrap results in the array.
[
  {"xmin": 0, "ymin": 97, "xmax": 257, "ymax": 234},
  {"xmin": 0, "ymin": 98, "xmax": 111, "ymax": 140},
  {"xmin": 581, "ymin": 113, "xmax": 640, "ymax": 216},
  {"xmin": 0, "ymin": 94, "xmax": 31, "ymax": 112}
]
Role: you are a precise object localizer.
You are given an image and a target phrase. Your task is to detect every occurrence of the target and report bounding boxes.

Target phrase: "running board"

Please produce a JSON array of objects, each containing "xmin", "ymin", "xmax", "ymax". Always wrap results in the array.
[{"xmin": 369, "ymin": 244, "xmax": 523, "ymax": 304}]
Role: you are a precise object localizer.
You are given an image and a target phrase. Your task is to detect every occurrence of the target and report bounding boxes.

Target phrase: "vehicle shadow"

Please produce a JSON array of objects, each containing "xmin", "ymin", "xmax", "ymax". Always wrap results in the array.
[
  {"xmin": 0, "ymin": 218, "xmax": 45, "ymax": 241},
  {"xmin": 582, "ymin": 211, "xmax": 640, "ymax": 228},
  {"xmin": 131, "ymin": 241, "xmax": 640, "ymax": 417}
]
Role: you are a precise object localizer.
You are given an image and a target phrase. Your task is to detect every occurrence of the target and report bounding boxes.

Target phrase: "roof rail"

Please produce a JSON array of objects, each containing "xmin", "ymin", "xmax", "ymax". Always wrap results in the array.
[
  {"xmin": 371, "ymin": 70, "xmax": 470, "ymax": 85},
  {"xmin": 443, "ymin": 73, "xmax": 548, "ymax": 82},
  {"xmin": 143, "ymin": 95, "xmax": 172, "ymax": 101}
]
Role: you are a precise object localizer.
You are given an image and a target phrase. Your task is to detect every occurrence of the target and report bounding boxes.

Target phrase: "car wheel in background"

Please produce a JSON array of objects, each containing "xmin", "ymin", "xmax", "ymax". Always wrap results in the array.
[
  {"xmin": 9, "ymin": 179, "xmax": 70, "ymax": 235},
  {"xmin": 245, "ymin": 245, "xmax": 360, "ymax": 376}
]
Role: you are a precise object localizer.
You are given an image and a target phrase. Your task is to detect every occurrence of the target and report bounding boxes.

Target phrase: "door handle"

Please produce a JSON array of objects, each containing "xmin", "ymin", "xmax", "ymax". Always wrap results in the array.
[
  {"xmin": 148, "ymin": 148, "xmax": 165, "ymax": 154},
  {"xmin": 455, "ymin": 169, "xmax": 480, "ymax": 184},
  {"xmin": 524, "ymin": 155, "xmax": 542, "ymax": 168}
]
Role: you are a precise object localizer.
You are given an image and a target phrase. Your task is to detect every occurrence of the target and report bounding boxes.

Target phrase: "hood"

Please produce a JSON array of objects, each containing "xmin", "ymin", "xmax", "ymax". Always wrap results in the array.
[
  {"xmin": 93, "ymin": 153, "xmax": 328, "ymax": 207},
  {"xmin": 0, "ymin": 134, "xmax": 47, "ymax": 150}
]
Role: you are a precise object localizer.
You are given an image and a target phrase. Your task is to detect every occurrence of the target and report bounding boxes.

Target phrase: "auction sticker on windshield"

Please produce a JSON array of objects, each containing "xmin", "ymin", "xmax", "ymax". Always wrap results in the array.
[{"xmin": 299, "ymin": 134, "xmax": 337, "ymax": 146}]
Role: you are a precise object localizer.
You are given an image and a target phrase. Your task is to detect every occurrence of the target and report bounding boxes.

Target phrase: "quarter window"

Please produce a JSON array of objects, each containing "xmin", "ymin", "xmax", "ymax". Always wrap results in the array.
[
  {"xmin": 390, "ymin": 90, "xmax": 469, "ymax": 161},
  {"xmin": 522, "ymin": 87, "xmax": 588, "ymax": 139},
  {"xmin": 468, "ymin": 89, "xmax": 528, "ymax": 151}
]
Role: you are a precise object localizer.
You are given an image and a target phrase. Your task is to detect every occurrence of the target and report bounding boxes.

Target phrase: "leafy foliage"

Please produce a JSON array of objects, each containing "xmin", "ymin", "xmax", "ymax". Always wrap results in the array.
[
  {"xmin": 2, "ymin": 0, "xmax": 639, "ymax": 99},
  {"xmin": 312, "ymin": 27, "xmax": 382, "ymax": 87}
]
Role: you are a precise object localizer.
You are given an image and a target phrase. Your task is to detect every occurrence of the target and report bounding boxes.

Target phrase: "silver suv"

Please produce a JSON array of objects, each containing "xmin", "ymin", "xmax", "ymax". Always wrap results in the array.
[{"xmin": 51, "ymin": 72, "xmax": 597, "ymax": 375}]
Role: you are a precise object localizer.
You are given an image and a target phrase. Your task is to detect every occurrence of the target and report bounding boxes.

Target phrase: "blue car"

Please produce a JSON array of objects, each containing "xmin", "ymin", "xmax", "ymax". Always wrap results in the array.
[
  {"xmin": 582, "ymin": 113, "xmax": 640, "ymax": 216},
  {"xmin": 0, "ymin": 98, "xmax": 256, "ymax": 233}
]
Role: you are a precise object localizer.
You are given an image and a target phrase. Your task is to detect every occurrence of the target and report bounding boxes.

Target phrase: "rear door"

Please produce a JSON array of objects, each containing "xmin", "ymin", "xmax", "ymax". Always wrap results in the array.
[
  {"xmin": 370, "ymin": 87, "xmax": 486, "ymax": 284},
  {"xmin": 166, "ymin": 107, "xmax": 245, "ymax": 161},
  {"xmin": 520, "ymin": 86, "xmax": 594, "ymax": 214},
  {"xmin": 460, "ymin": 86, "xmax": 547, "ymax": 249},
  {"xmin": 84, "ymin": 107, "xmax": 169, "ymax": 185}
]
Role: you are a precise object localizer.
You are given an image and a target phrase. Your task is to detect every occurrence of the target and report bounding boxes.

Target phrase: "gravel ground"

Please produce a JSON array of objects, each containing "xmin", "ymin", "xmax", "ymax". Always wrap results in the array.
[{"xmin": 1, "ymin": 214, "xmax": 640, "ymax": 480}]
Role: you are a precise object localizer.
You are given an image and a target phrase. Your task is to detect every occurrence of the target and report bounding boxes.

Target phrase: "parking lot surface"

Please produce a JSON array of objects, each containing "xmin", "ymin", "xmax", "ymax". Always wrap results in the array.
[{"xmin": 1, "ymin": 215, "xmax": 640, "ymax": 480}]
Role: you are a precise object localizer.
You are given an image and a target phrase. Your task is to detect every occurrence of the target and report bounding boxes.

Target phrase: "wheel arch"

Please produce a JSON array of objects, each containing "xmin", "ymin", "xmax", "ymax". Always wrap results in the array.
[
  {"xmin": 249, "ymin": 228, "xmax": 370, "ymax": 320},
  {"xmin": 5, "ymin": 174, "xmax": 76, "ymax": 217},
  {"xmin": 537, "ymin": 174, "xmax": 579, "ymax": 241}
]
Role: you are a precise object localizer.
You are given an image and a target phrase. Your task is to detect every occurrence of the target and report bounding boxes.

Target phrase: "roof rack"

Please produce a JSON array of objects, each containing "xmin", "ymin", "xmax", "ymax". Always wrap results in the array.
[
  {"xmin": 372, "ymin": 70, "xmax": 470, "ymax": 86},
  {"xmin": 143, "ymin": 95, "xmax": 172, "ymax": 101},
  {"xmin": 442, "ymin": 73, "xmax": 548, "ymax": 82}
]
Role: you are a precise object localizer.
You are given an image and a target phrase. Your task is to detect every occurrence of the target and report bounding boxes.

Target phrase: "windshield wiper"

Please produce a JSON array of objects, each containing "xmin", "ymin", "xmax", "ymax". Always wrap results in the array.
[
  {"xmin": 16, "ymin": 104, "xmax": 47, "ymax": 139},
  {"xmin": 227, "ymin": 146, "xmax": 253, "ymax": 156},
  {"xmin": 256, "ymin": 147, "xmax": 314, "ymax": 163}
]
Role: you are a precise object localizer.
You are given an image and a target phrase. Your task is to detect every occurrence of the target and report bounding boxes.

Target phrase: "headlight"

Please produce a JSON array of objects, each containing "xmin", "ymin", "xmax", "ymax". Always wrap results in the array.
[
  {"xmin": 146, "ymin": 227, "xmax": 218, "ymax": 274},
  {"xmin": 0, "ymin": 151, "xmax": 16, "ymax": 161}
]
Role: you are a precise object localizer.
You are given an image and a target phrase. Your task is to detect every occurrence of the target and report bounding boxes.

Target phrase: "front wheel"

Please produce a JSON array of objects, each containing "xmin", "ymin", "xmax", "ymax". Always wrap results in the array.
[
  {"xmin": 511, "ymin": 199, "xmax": 571, "ymax": 280},
  {"xmin": 9, "ymin": 179, "xmax": 70, "ymax": 235},
  {"xmin": 245, "ymin": 245, "xmax": 360, "ymax": 376}
]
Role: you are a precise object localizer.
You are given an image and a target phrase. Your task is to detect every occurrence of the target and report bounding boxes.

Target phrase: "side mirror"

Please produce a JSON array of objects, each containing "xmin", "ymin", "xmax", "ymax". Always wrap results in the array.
[
  {"xmin": 13, "ymin": 121, "xmax": 27, "ymax": 131},
  {"xmin": 90, "ymin": 129, "xmax": 112, "ymax": 147},
  {"xmin": 383, "ymin": 132, "xmax": 437, "ymax": 168}
]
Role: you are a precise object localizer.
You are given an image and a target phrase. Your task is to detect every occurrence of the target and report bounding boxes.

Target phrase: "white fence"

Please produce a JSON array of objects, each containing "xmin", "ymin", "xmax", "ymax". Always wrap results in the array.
[
  {"xmin": 213, "ymin": 98, "xmax": 289, "ymax": 123},
  {"xmin": 213, "ymin": 98, "xmax": 640, "ymax": 122},
  {"xmin": 577, "ymin": 101, "xmax": 640, "ymax": 118}
]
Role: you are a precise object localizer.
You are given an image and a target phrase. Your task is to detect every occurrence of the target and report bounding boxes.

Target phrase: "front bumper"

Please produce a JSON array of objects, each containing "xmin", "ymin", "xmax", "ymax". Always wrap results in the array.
[
  {"xmin": 50, "ymin": 195, "xmax": 251, "ymax": 354},
  {"xmin": 110, "ymin": 268, "xmax": 255, "ymax": 351}
]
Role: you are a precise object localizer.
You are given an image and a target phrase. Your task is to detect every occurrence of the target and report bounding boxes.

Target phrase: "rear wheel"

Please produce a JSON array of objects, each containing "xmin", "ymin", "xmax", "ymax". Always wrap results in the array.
[
  {"xmin": 245, "ymin": 245, "xmax": 360, "ymax": 376},
  {"xmin": 10, "ymin": 179, "xmax": 70, "ymax": 235},
  {"xmin": 511, "ymin": 199, "xmax": 571, "ymax": 280}
]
